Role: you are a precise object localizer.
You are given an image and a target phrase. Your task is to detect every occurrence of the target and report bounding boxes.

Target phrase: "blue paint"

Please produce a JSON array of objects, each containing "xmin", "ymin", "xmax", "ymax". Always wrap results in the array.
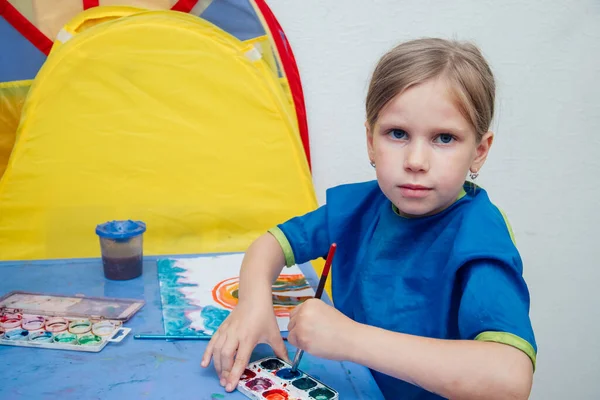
[
  {"xmin": 157, "ymin": 259, "xmax": 231, "ymax": 336},
  {"xmin": 5, "ymin": 329, "xmax": 29, "ymax": 340},
  {"xmin": 200, "ymin": 306, "xmax": 230, "ymax": 334},
  {"xmin": 157, "ymin": 259, "xmax": 203, "ymax": 336},
  {"xmin": 275, "ymin": 368, "xmax": 301, "ymax": 380}
]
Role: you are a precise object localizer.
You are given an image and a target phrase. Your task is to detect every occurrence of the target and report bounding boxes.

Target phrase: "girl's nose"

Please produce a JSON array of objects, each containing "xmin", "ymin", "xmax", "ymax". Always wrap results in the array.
[{"xmin": 403, "ymin": 141, "xmax": 429, "ymax": 172}]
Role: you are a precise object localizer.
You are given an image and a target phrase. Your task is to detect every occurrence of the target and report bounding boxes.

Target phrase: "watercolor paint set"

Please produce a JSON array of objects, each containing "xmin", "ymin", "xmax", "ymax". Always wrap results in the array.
[
  {"xmin": 237, "ymin": 357, "xmax": 339, "ymax": 400},
  {"xmin": 0, "ymin": 291, "xmax": 144, "ymax": 352}
]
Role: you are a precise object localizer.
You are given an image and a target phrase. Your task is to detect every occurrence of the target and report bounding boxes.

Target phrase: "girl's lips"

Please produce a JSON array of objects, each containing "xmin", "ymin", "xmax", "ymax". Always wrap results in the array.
[
  {"xmin": 399, "ymin": 184, "xmax": 431, "ymax": 190},
  {"xmin": 398, "ymin": 185, "xmax": 432, "ymax": 198}
]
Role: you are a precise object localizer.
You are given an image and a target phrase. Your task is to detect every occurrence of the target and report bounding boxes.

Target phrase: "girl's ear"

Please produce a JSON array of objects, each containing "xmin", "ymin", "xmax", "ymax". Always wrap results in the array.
[
  {"xmin": 471, "ymin": 131, "xmax": 494, "ymax": 172},
  {"xmin": 365, "ymin": 121, "xmax": 375, "ymax": 163}
]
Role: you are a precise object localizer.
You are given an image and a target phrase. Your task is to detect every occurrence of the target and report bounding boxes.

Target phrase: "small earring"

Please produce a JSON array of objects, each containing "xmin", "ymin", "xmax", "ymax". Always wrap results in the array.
[
  {"xmin": 370, "ymin": 161, "xmax": 376, "ymax": 168},
  {"xmin": 469, "ymin": 170, "xmax": 479, "ymax": 180}
]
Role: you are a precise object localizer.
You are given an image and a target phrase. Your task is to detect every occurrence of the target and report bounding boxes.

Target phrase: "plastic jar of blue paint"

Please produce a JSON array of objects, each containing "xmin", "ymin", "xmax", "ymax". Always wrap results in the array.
[{"xmin": 95, "ymin": 220, "xmax": 146, "ymax": 280}]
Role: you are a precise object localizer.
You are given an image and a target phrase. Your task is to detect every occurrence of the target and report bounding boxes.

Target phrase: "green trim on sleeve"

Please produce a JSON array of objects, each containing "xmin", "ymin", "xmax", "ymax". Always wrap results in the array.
[
  {"xmin": 267, "ymin": 227, "xmax": 295, "ymax": 267},
  {"xmin": 475, "ymin": 331, "xmax": 536, "ymax": 371},
  {"xmin": 497, "ymin": 208, "xmax": 516, "ymax": 245}
]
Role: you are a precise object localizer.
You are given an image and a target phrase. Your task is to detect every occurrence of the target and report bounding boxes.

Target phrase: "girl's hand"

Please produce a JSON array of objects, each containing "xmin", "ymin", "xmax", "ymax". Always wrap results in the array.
[
  {"xmin": 201, "ymin": 300, "xmax": 289, "ymax": 392},
  {"xmin": 287, "ymin": 298, "xmax": 358, "ymax": 361}
]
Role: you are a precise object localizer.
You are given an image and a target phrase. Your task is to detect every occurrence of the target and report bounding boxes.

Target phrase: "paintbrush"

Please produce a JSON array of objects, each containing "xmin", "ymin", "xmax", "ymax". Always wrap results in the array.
[
  {"xmin": 290, "ymin": 243, "xmax": 337, "ymax": 373},
  {"xmin": 134, "ymin": 334, "xmax": 213, "ymax": 340},
  {"xmin": 133, "ymin": 334, "xmax": 289, "ymax": 341}
]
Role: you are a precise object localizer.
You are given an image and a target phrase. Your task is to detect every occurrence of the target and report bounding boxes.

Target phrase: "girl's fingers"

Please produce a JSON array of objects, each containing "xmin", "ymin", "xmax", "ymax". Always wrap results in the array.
[
  {"xmin": 219, "ymin": 336, "xmax": 240, "ymax": 383},
  {"xmin": 286, "ymin": 330, "xmax": 298, "ymax": 348},
  {"xmin": 289, "ymin": 303, "xmax": 301, "ymax": 319},
  {"xmin": 287, "ymin": 316, "xmax": 297, "ymax": 333},
  {"xmin": 212, "ymin": 332, "xmax": 228, "ymax": 383},
  {"xmin": 226, "ymin": 340, "xmax": 254, "ymax": 392},
  {"xmin": 201, "ymin": 331, "xmax": 220, "ymax": 367}
]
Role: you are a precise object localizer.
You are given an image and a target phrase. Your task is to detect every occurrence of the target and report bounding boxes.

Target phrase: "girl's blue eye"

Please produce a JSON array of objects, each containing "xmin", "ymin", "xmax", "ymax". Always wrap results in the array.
[
  {"xmin": 436, "ymin": 133, "xmax": 454, "ymax": 144},
  {"xmin": 389, "ymin": 129, "xmax": 407, "ymax": 140}
]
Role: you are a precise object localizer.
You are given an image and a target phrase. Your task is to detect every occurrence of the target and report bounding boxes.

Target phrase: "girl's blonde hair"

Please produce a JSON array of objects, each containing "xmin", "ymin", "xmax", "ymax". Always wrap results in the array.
[{"xmin": 366, "ymin": 38, "xmax": 495, "ymax": 141}]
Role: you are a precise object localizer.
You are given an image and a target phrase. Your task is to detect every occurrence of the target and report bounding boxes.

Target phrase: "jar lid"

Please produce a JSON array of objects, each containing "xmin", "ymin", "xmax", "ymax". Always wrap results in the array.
[{"xmin": 95, "ymin": 220, "xmax": 146, "ymax": 239}]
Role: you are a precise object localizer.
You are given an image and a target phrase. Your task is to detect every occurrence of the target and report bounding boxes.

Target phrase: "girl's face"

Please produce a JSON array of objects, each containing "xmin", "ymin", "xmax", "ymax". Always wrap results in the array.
[{"xmin": 366, "ymin": 77, "xmax": 493, "ymax": 218}]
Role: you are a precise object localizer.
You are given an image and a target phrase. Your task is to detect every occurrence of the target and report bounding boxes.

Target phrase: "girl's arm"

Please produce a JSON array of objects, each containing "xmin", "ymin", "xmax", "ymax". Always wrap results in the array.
[
  {"xmin": 288, "ymin": 299, "xmax": 533, "ymax": 400},
  {"xmin": 208, "ymin": 203, "xmax": 332, "ymax": 392},
  {"xmin": 347, "ymin": 322, "xmax": 533, "ymax": 400},
  {"xmin": 202, "ymin": 233, "xmax": 289, "ymax": 390},
  {"xmin": 237, "ymin": 232, "xmax": 287, "ymax": 303}
]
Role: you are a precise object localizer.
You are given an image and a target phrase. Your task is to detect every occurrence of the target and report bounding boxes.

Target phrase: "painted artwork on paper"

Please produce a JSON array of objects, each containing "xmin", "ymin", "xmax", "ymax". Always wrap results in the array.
[{"xmin": 157, "ymin": 254, "xmax": 315, "ymax": 336}]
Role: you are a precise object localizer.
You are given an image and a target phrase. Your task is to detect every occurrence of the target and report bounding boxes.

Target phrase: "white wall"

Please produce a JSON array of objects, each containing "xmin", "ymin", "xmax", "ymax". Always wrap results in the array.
[{"xmin": 268, "ymin": 1, "xmax": 600, "ymax": 398}]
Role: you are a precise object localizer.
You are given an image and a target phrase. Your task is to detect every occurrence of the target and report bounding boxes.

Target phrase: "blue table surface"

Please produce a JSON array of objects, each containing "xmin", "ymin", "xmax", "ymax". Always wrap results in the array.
[{"xmin": 0, "ymin": 255, "xmax": 384, "ymax": 400}]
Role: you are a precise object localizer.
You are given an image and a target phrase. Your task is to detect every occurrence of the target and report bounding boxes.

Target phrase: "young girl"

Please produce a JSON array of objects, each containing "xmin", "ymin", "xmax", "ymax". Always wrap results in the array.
[{"xmin": 201, "ymin": 38, "xmax": 537, "ymax": 399}]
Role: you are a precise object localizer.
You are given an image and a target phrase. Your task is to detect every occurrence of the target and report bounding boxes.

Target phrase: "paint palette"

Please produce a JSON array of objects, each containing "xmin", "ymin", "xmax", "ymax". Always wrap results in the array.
[
  {"xmin": 237, "ymin": 357, "xmax": 339, "ymax": 400},
  {"xmin": 0, "ymin": 291, "xmax": 143, "ymax": 352}
]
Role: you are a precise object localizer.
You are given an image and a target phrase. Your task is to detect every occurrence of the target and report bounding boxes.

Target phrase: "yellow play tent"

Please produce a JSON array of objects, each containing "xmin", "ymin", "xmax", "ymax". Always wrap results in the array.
[
  {"xmin": 1, "ymin": 0, "xmax": 312, "ymax": 176},
  {"xmin": 0, "ymin": 1, "xmax": 322, "ymax": 283}
]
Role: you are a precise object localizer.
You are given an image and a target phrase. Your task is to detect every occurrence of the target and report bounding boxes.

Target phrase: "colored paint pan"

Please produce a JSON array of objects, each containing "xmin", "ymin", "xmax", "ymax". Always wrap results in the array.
[{"xmin": 237, "ymin": 357, "xmax": 338, "ymax": 400}]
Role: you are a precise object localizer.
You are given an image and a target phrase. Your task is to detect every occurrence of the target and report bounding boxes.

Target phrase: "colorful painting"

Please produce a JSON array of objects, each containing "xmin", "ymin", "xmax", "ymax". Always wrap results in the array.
[{"xmin": 157, "ymin": 254, "xmax": 315, "ymax": 336}]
